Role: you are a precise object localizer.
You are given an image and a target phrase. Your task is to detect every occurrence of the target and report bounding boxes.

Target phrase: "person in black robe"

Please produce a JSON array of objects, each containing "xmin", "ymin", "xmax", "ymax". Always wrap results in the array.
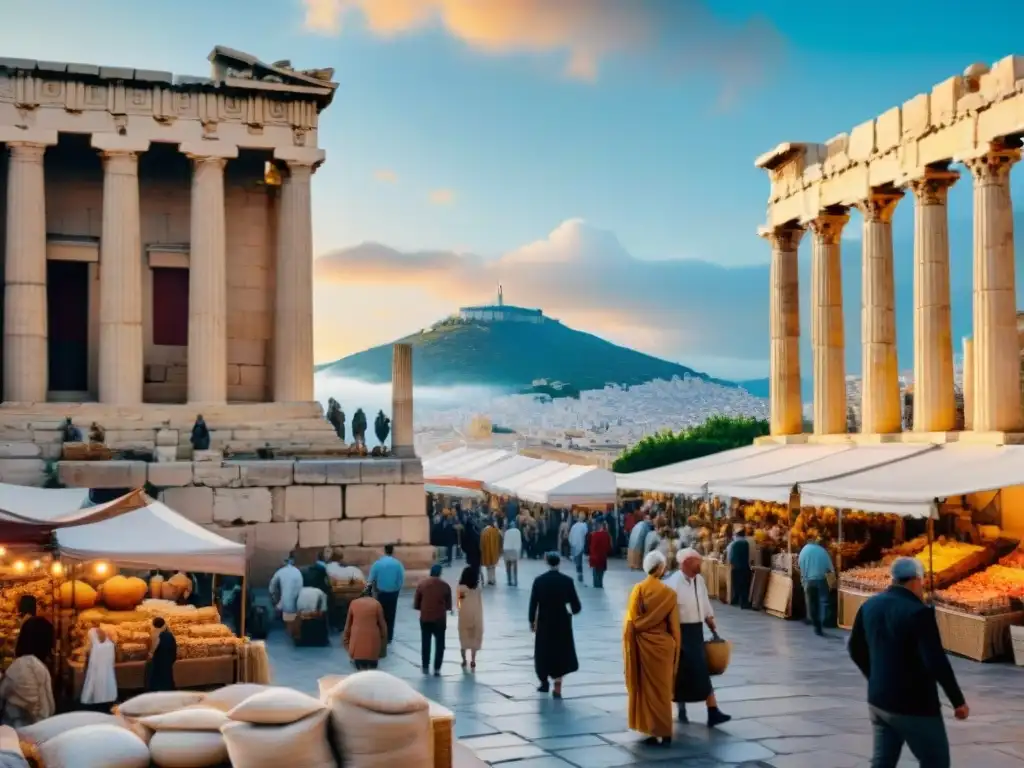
[
  {"xmin": 15, "ymin": 596, "xmax": 54, "ymax": 664},
  {"xmin": 528, "ymin": 552, "xmax": 581, "ymax": 698},
  {"xmin": 148, "ymin": 617, "xmax": 177, "ymax": 691},
  {"xmin": 462, "ymin": 520, "xmax": 481, "ymax": 569},
  {"xmin": 190, "ymin": 415, "xmax": 211, "ymax": 451}
]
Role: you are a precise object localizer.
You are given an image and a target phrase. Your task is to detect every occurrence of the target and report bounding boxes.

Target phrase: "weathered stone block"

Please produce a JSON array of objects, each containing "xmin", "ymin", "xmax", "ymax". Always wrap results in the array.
[
  {"xmin": 345, "ymin": 485, "xmax": 384, "ymax": 518},
  {"xmin": 155, "ymin": 429, "xmax": 179, "ymax": 447},
  {"xmin": 847, "ymin": 119, "xmax": 876, "ymax": 162},
  {"xmin": 161, "ymin": 487, "xmax": 214, "ymax": 525},
  {"xmin": 193, "ymin": 463, "xmax": 241, "ymax": 488},
  {"xmin": 293, "ymin": 461, "xmax": 327, "ymax": 484},
  {"xmin": 230, "ymin": 460, "xmax": 294, "ymax": 487},
  {"xmin": 902, "ymin": 93, "xmax": 930, "ymax": 140},
  {"xmin": 360, "ymin": 459, "xmax": 402, "ymax": 485},
  {"xmin": 399, "ymin": 515, "xmax": 430, "ymax": 545},
  {"xmin": 155, "ymin": 446, "xmax": 178, "ymax": 463},
  {"xmin": 981, "ymin": 55, "xmax": 1024, "ymax": 102},
  {"xmin": 362, "ymin": 517, "xmax": 401, "ymax": 546},
  {"xmin": 312, "ymin": 485, "xmax": 342, "ymax": 520},
  {"xmin": 147, "ymin": 462, "xmax": 194, "ymax": 487},
  {"xmin": 193, "ymin": 449, "xmax": 223, "ymax": 463},
  {"xmin": 299, "ymin": 520, "xmax": 330, "ymax": 549},
  {"xmin": 213, "ymin": 487, "xmax": 272, "ymax": 524},
  {"xmin": 252, "ymin": 522, "xmax": 299, "ymax": 584},
  {"xmin": 329, "ymin": 519, "xmax": 362, "ymax": 546},
  {"xmin": 0, "ymin": 459, "xmax": 46, "ymax": 486},
  {"xmin": 384, "ymin": 483, "xmax": 425, "ymax": 517},
  {"xmin": 875, "ymin": 107, "xmax": 901, "ymax": 154},
  {"xmin": 393, "ymin": 545, "xmax": 435, "ymax": 570},
  {"xmin": 333, "ymin": 546, "xmax": 383, "ymax": 568},
  {"xmin": 0, "ymin": 443, "xmax": 41, "ymax": 459},
  {"xmin": 324, "ymin": 461, "xmax": 362, "ymax": 485},
  {"xmin": 280, "ymin": 485, "xmax": 313, "ymax": 522},
  {"xmin": 202, "ymin": 524, "xmax": 251, "ymax": 546},
  {"xmin": 400, "ymin": 459, "xmax": 423, "ymax": 484},
  {"xmin": 59, "ymin": 460, "xmax": 146, "ymax": 489},
  {"xmin": 930, "ymin": 76, "xmax": 964, "ymax": 127}
]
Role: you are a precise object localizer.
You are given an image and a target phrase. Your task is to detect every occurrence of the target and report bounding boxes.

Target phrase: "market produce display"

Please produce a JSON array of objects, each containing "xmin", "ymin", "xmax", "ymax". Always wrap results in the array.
[
  {"xmin": 934, "ymin": 565, "xmax": 1024, "ymax": 615},
  {"xmin": 915, "ymin": 540, "xmax": 985, "ymax": 575},
  {"xmin": 999, "ymin": 546, "xmax": 1024, "ymax": 569}
]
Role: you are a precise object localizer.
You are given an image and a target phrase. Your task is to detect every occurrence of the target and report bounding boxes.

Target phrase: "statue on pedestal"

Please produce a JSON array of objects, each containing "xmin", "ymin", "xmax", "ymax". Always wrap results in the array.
[
  {"xmin": 190, "ymin": 415, "xmax": 211, "ymax": 451},
  {"xmin": 61, "ymin": 417, "xmax": 82, "ymax": 443},
  {"xmin": 351, "ymin": 409, "xmax": 367, "ymax": 448},
  {"xmin": 326, "ymin": 398, "xmax": 346, "ymax": 441},
  {"xmin": 88, "ymin": 422, "xmax": 105, "ymax": 445},
  {"xmin": 374, "ymin": 410, "xmax": 391, "ymax": 450}
]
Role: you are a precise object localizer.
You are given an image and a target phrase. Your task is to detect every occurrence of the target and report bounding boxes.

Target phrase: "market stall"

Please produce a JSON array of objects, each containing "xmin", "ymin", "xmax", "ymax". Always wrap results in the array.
[{"xmin": 511, "ymin": 464, "xmax": 616, "ymax": 507}]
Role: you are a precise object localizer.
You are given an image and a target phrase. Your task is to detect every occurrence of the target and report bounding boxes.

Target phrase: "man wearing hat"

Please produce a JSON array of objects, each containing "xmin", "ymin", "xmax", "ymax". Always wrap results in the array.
[{"xmin": 848, "ymin": 557, "xmax": 968, "ymax": 767}]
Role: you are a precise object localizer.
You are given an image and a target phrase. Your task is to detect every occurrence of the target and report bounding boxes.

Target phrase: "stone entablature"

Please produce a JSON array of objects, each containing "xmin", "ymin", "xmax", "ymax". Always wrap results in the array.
[{"xmin": 756, "ymin": 56, "xmax": 1024, "ymax": 442}]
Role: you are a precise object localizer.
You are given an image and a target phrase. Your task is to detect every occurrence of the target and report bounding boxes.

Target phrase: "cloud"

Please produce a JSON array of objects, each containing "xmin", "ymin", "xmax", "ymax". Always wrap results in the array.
[
  {"xmin": 428, "ymin": 188, "xmax": 456, "ymax": 205},
  {"xmin": 373, "ymin": 169, "xmax": 398, "ymax": 183},
  {"xmin": 302, "ymin": 0, "xmax": 783, "ymax": 94},
  {"xmin": 314, "ymin": 219, "xmax": 770, "ymax": 372}
]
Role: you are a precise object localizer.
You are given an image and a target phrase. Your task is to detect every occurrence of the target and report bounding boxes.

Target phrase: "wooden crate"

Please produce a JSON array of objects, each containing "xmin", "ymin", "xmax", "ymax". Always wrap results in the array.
[
  {"xmin": 429, "ymin": 700, "xmax": 455, "ymax": 768},
  {"xmin": 750, "ymin": 566, "xmax": 771, "ymax": 611},
  {"xmin": 763, "ymin": 573, "xmax": 794, "ymax": 619},
  {"xmin": 838, "ymin": 588, "xmax": 874, "ymax": 630},
  {"xmin": 934, "ymin": 608, "xmax": 1024, "ymax": 662},
  {"xmin": 716, "ymin": 562, "xmax": 732, "ymax": 604}
]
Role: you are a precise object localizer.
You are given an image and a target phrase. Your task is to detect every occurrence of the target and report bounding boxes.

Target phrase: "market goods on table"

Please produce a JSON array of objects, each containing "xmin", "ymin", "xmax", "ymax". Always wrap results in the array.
[
  {"xmin": 934, "ymin": 565, "xmax": 1024, "ymax": 615},
  {"xmin": 914, "ymin": 540, "xmax": 991, "ymax": 588},
  {"xmin": 999, "ymin": 546, "xmax": 1024, "ymax": 569}
]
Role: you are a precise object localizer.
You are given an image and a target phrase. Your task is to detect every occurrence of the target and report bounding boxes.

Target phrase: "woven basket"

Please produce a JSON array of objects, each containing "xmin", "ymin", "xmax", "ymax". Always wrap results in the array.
[{"xmin": 704, "ymin": 638, "xmax": 731, "ymax": 676}]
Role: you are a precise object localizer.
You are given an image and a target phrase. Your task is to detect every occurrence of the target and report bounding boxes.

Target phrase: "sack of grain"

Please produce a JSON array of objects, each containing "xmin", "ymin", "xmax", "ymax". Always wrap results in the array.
[
  {"xmin": 17, "ymin": 712, "xmax": 136, "ymax": 746},
  {"xmin": 201, "ymin": 683, "xmax": 273, "ymax": 712},
  {"xmin": 221, "ymin": 709, "xmax": 335, "ymax": 768},
  {"xmin": 148, "ymin": 731, "xmax": 227, "ymax": 768},
  {"xmin": 38, "ymin": 725, "xmax": 149, "ymax": 768},
  {"xmin": 227, "ymin": 688, "xmax": 324, "ymax": 725},
  {"xmin": 140, "ymin": 707, "xmax": 228, "ymax": 732},
  {"xmin": 117, "ymin": 691, "xmax": 206, "ymax": 719}
]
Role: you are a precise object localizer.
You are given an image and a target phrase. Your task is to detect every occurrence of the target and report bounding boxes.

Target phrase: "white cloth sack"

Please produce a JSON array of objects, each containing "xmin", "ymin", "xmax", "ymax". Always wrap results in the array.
[
  {"xmin": 202, "ymin": 683, "xmax": 273, "ymax": 712},
  {"xmin": 227, "ymin": 687, "xmax": 324, "ymax": 725},
  {"xmin": 118, "ymin": 691, "xmax": 205, "ymax": 718},
  {"xmin": 81, "ymin": 628, "xmax": 118, "ymax": 705},
  {"xmin": 38, "ymin": 724, "xmax": 150, "ymax": 768},
  {"xmin": 221, "ymin": 709, "xmax": 335, "ymax": 768},
  {"xmin": 296, "ymin": 587, "xmax": 327, "ymax": 614},
  {"xmin": 140, "ymin": 707, "xmax": 229, "ymax": 732},
  {"xmin": 148, "ymin": 731, "xmax": 228, "ymax": 768},
  {"xmin": 17, "ymin": 712, "xmax": 132, "ymax": 745}
]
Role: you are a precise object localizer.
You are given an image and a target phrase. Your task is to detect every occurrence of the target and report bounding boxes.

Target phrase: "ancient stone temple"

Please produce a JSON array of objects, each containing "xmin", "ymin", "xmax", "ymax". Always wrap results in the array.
[
  {"xmin": 756, "ymin": 56, "xmax": 1024, "ymax": 445},
  {"xmin": 0, "ymin": 48, "xmax": 428, "ymax": 580}
]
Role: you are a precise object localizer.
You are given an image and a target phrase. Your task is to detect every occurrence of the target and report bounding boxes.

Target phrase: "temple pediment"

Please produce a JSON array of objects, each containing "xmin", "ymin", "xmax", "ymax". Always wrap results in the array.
[{"xmin": 208, "ymin": 46, "xmax": 337, "ymax": 93}]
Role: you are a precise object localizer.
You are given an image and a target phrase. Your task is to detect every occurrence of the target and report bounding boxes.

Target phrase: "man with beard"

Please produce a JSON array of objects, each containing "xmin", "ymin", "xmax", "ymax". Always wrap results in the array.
[{"xmin": 529, "ymin": 552, "xmax": 582, "ymax": 698}]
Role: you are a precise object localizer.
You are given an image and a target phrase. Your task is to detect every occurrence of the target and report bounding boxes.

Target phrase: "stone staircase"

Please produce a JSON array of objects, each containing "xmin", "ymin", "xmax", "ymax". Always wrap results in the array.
[{"xmin": 0, "ymin": 402, "xmax": 349, "ymax": 484}]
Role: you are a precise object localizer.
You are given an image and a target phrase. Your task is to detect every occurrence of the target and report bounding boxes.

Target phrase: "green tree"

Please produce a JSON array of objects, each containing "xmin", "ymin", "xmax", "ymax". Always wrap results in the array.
[
  {"xmin": 612, "ymin": 415, "xmax": 769, "ymax": 473},
  {"xmin": 374, "ymin": 410, "xmax": 391, "ymax": 447}
]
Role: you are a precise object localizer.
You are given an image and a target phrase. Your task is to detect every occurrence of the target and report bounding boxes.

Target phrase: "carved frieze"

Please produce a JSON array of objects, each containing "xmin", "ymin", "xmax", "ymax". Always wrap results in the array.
[{"xmin": 126, "ymin": 87, "xmax": 154, "ymax": 114}]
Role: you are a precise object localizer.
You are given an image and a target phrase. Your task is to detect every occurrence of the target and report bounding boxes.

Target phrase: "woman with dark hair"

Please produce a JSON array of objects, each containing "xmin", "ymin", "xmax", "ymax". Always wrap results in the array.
[
  {"xmin": 457, "ymin": 565, "xmax": 483, "ymax": 670},
  {"xmin": 343, "ymin": 583, "xmax": 387, "ymax": 670}
]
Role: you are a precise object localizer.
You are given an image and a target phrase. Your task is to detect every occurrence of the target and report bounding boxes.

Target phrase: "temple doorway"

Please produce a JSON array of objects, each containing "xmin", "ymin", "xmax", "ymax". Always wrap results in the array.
[{"xmin": 47, "ymin": 259, "xmax": 90, "ymax": 396}]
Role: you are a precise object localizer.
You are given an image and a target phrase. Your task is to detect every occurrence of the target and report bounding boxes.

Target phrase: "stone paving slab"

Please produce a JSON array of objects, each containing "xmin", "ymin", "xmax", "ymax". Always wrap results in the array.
[{"xmin": 266, "ymin": 557, "xmax": 1024, "ymax": 766}]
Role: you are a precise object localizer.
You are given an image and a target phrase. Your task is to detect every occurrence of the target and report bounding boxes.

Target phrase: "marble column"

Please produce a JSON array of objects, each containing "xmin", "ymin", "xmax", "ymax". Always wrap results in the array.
[
  {"xmin": 391, "ymin": 343, "xmax": 414, "ymax": 457},
  {"xmin": 273, "ymin": 159, "xmax": 316, "ymax": 402},
  {"xmin": 3, "ymin": 136, "xmax": 55, "ymax": 402},
  {"xmin": 808, "ymin": 210, "xmax": 850, "ymax": 435},
  {"xmin": 183, "ymin": 144, "xmax": 235, "ymax": 404},
  {"xmin": 93, "ymin": 136, "xmax": 149, "ymax": 404},
  {"xmin": 963, "ymin": 337, "xmax": 974, "ymax": 430},
  {"xmin": 761, "ymin": 224, "xmax": 804, "ymax": 435},
  {"xmin": 857, "ymin": 190, "xmax": 903, "ymax": 434},
  {"xmin": 964, "ymin": 144, "xmax": 1021, "ymax": 432},
  {"xmin": 906, "ymin": 168, "xmax": 958, "ymax": 432}
]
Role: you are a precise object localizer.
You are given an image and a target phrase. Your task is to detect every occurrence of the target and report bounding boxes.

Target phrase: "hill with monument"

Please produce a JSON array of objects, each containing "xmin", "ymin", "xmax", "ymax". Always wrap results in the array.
[{"xmin": 318, "ymin": 290, "xmax": 735, "ymax": 393}]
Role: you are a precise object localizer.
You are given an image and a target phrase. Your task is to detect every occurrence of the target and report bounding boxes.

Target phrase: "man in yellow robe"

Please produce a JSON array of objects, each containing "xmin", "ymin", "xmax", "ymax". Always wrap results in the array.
[
  {"xmin": 480, "ymin": 522, "xmax": 502, "ymax": 586},
  {"xmin": 623, "ymin": 550, "xmax": 681, "ymax": 747}
]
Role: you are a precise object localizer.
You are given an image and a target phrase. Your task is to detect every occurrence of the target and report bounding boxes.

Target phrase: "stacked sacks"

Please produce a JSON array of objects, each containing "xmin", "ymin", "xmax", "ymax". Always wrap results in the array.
[
  {"xmin": 37, "ymin": 725, "xmax": 150, "ymax": 768},
  {"xmin": 17, "ymin": 710, "xmax": 152, "ymax": 762},
  {"xmin": 221, "ymin": 688, "xmax": 336, "ymax": 767},
  {"xmin": 140, "ymin": 708, "xmax": 229, "ymax": 768},
  {"xmin": 322, "ymin": 671, "xmax": 431, "ymax": 768}
]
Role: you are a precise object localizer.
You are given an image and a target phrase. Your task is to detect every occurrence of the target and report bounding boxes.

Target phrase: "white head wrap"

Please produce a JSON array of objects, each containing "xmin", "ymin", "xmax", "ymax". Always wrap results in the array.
[
  {"xmin": 643, "ymin": 550, "xmax": 667, "ymax": 575},
  {"xmin": 678, "ymin": 547, "xmax": 702, "ymax": 564}
]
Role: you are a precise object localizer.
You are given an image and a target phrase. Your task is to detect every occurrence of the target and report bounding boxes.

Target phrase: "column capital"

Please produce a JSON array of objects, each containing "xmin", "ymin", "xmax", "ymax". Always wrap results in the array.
[
  {"xmin": 758, "ymin": 223, "xmax": 804, "ymax": 251},
  {"xmin": 958, "ymin": 142, "xmax": 1021, "ymax": 185},
  {"xmin": 905, "ymin": 168, "xmax": 959, "ymax": 205},
  {"xmin": 91, "ymin": 134, "xmax": 150, "ymax": 155},
  {"xmin": 0, "ymin": 127, "xmax": 58, "ymax": 147},
  {"xmin": 807, "ymin": 210, "xmax": 850, "ymax": 245},
  {"xmin": 274, "ymin": 146, "xmax": 326, "ymax": 169},
  {"xmin": 855, "ymin": 189, "xmax": 903, "ymax": 223},
  {"xmin": 179, "ymin": 141, "xmax": 239, "ymax": 161}
]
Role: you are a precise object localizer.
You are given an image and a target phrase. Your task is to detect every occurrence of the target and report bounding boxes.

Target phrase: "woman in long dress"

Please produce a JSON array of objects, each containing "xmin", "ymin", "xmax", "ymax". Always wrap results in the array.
[
  {"xmin": 81, "ymin": 627, "xmax": 117, "ymax": 709},
  {"xmin": 457, "ymin": 565, "xmax": 484, "ymax": 669},
  {"xmin": 663, "ymin": 548, "xmax": 731, "ymax": 727},
  {"xmin": 148, "ymin": 617, "xmax": 177, "ymax": 692},
  {"xmin": 623, "ymin": 550, "xmax": 680, "ymax": 747}
]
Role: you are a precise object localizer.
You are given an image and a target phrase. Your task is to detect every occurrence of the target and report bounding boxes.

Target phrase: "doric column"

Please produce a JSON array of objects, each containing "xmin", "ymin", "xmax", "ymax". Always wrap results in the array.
[
  {"xmin": 856, "ymin": 190, "xmax": 902, "ymax": 434},
  {"xmin": 963, "ymin": 337, "xmax": 974, "ymax": 430},
  {"xmin": 808, "ymin": 210, "xmax": 849, "ymax": 435},
  {"xmin": 760, "ymin": 223, "xmax": 804, "ymax": 435},
  {"xmin": 963, "ymin": 143, "xmax": 1021, "ymax": 432},
  {"xmin": 391, "ymin": 343, "xmax": 414, "ymax": 457},
  {"xmin": 92, "ymin": 135, "xmax": 149, "ymax": 404},
  {"xmin": 907, "ymin": 168, "xmax": 958, "ymax": 432},
  {"xmin": 273, "ymin": 147, "xmax": 323, "ymax": 402},
  {"xmin": 3, "ymin": 132, "xmax": 57, "ymax": 402},
  {"xmin": 182, "ymin": 142, "xmax": 237, "ymax": 404}
]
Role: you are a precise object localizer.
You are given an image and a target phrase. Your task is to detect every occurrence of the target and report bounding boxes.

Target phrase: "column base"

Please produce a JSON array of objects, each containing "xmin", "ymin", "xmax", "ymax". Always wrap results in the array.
[{"xmin": 757, "ymin": 430, "xmax": 1024, "ymax": 446}]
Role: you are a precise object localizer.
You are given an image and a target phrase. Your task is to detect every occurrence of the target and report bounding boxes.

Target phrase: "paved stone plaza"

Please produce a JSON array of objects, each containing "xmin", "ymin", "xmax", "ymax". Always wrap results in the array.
[{"xmin": 268, "ymin": 558, "xmax": 1024, "ymax": 766}]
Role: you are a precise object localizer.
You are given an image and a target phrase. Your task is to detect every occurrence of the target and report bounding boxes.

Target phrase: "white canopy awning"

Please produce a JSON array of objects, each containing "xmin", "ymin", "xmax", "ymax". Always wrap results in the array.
[
  {"xmin": 513, "ymin": 464, "xmax": 617, "ymax": 507},
  {"xmin": 800, "ymin": 444, "xmax": 1024, "ymax": 517},
  {"xmin": 471, "ymin": 455, "xmax": 547, "ymax": 484},
  {"xmin": 616, "ymin": 444, "xmax": 779, "ymax": 493},
  {"xmin": 57, "ymin": 495, "xmax": 247, "ymax": 576},
  {"xmin": 484, "ymin": 460, "xmax": 569, "ymax": 496},
  {"xmin": 0, "ymin": 484, "xmax": 116, "ymax": 527},
  {"xmin": 420, "ymin": 446, "xmax": 472, "ymax": 473},
  {"xmin": 423, "ymin": 449, "xmax": 512, "ymax": 479},
  {"xmin": 708, "ymin": 444, "xmax": 935, "ymax": 504},
  {"xmin": 424, "ymin": 483, "xmax": 484, "ymax": 499}
]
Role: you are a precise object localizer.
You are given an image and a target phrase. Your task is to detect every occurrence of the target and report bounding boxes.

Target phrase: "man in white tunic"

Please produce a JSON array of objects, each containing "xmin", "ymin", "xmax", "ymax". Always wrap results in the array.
[
  {"xmin": 269, "ymin": 555, "xmax": 303, "ymax": 620},
  {"xmin": 662, "ymin": 548, "xmax": 731, "ymax": 727}
]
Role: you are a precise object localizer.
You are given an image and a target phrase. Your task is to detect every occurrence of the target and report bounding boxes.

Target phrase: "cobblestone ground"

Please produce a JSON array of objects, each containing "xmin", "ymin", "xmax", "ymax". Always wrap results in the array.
[{"xmin": 267, "ymin": 558, "xmax": 1024, "ymax": 767}]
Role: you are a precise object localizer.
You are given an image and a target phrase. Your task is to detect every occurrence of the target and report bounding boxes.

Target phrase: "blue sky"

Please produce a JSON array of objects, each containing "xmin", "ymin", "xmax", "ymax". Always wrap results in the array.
[{"xmin": 2, "ymin": 1, "xmax": 1021, "ymax": 379}]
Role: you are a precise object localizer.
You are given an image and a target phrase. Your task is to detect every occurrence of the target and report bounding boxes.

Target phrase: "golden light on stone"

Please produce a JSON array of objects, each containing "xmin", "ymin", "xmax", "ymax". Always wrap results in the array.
[{"xmin": 264, "ymin": 161, "xmax": 282, "ymax": 186}]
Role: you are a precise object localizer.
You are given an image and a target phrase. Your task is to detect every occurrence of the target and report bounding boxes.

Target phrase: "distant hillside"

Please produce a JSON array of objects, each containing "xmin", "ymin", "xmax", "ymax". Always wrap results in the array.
[
  {"xmin": 317, "ymin": 317, "xmax": 735, "ymax": 392},
  {"xmin": 735, "ymin": 378, "xmax": 813, "ymax": 401}
]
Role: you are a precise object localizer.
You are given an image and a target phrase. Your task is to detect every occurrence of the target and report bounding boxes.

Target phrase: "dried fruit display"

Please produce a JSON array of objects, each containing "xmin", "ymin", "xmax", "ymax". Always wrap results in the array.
[
  {"xmin": 934, "ymin": 565, "xmax": 1024, "ymax": 614},
  {"xmin": 999, "ymin": 547, "xmax": 1024, "ymax": 569},
  {"xmin": 840, "ymin": 565, "xmax": 891, "ymax": 593},
  {"xmin": 914, "ymin": 540, "xmax": 984, "ymax": 574},
  {"xmin": 883, "ymin": 536, "xmax": 928, "ymax": 558}
]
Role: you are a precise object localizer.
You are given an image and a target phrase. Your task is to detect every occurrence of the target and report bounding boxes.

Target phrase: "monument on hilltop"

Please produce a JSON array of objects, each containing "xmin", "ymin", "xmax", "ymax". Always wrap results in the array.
[{"xmin": 0, "ymin": 48, "xmax": 429, "ymax": 581}]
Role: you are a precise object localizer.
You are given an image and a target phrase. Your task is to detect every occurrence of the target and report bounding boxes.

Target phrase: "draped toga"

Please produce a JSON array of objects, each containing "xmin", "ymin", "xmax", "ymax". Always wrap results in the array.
[
  {"xmin": 623, "ymin": 575, "xmax": 681, "ymax": 739},
  {"xmin": 480, "ymin": 526, "xmax": 502, "ymax": 568}
]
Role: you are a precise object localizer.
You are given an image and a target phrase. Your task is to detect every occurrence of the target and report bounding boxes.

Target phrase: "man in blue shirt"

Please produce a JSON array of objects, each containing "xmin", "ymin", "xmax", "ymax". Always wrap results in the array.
[
  {"xmin": 797, "ymin": 536, "xmax": 835, "ymax": 636},
  {"xmin": 368, "ymin": 544, "xmax": 406, "ymax": 644}
]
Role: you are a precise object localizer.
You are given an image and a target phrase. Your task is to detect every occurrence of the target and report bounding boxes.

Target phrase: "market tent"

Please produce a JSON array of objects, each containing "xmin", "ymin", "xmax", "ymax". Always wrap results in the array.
[
  {"xmin": 800, "ymin": 444, "xmax": 1024, "ymax": 517},
  {"xmin": 57, "ymin": 494, "xmax": 246, "ymax": 576},
  {"xmin": 423, "ymin": 448, "xmax": 511, "ymax": 479},
  {"xmin": 484, "ymin": 460, "xmax": 568, "ymax": 496},
  {"xmin": 513, "ymin": 464, "xmax": 617, "ymax": 506},
  {"xmin": 425, "ymin": 483, "xmax": 484, "ymax": 499},
  {"xmin": 471, "ymin": 455, "xmax": 547, "ymax": 484},
  {"xmin": 616, "ymin": 444, "xmax": 782, "ymax": 493},
  {"xmin": 708, "ymin": 444, "xmax": 936, "ymax": 503},
  {"xmin": 421, "ymin": 446, "xmax": 472, "ymax": 473},
  {"xmin": 633, "ymin": 443, "xmax": 854, "ymax": 496}
]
